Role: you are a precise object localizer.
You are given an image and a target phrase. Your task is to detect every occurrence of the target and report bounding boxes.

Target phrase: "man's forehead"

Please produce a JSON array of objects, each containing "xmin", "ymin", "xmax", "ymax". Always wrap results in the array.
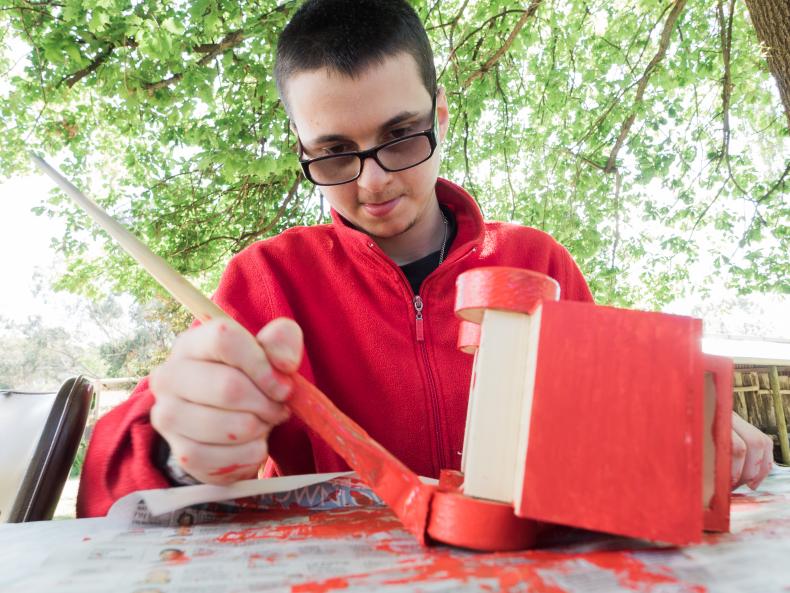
[{"xmin": 284, "ymin": 53, "xmax": 431, "ymax": 139}]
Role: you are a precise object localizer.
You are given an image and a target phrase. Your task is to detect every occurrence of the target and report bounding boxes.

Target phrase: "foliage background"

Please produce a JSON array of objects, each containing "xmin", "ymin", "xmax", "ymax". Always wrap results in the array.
[{"xmin": 1, "ymin": 0, "xmax": 788, "ymax": 352}]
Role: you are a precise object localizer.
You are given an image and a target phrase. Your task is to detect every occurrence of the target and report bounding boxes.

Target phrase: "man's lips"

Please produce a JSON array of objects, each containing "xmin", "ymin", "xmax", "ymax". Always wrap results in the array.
[{"xmin": 362, "ymin": 196, "xmax": 401, "ymax": 217}]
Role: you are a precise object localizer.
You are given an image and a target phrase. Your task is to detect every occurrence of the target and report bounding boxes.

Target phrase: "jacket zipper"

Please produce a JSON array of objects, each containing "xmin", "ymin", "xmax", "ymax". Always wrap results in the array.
[
  {"xmin": 410, "ymin": 246, "xmax": 478, "ymax": 472},
  {"xmin": 412, "ymin": 294, "xmax": 447, "ymax": 472},
  {"xmin": 366, "ymin": 240, "xmax": 478, "ymax": 474}
]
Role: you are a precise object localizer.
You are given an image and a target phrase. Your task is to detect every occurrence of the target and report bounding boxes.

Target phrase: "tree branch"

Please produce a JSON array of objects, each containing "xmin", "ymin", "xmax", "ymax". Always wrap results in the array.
[
  {"xmin": 610, "ymin": 170, "xmax": 623, "ymax": 294},
  {"xmin": 236, "ymin": 174, "xmax": 302, "ymax": 245},
  {"xmin": 171, "ymin": 174, "xmax": 302, "ymax": 259},
  {"xmin": 63, "ymin": 44, "xmax": 114, "ymax": 88},
  {"xmin": 604, "ymin": 0, "xmax": 687, "ymax": 173},
  {"xmin": 141, "ymin": 1, "xmax": 295, "ymax": 92},
  {"xmin": 716, "ymin": 0, "xmax": 734, "ymax": 168},
  {"xmin": 755, "ymin": 161, "xmax": 790, "ymax": 204},
  {"xmin": 463, "ymin": 0, "xmax": 542, "ymax": 87},
  {"xmin": 142, "ymin": 29, "xmax": 244, "ymax": 92},
  {"xmin": 494, "ymin": 67, "xmax": 518, "ymax": 220},
  {"xmin": 60, "ymin": 2, "xmax": 294, "ymax": 91}
]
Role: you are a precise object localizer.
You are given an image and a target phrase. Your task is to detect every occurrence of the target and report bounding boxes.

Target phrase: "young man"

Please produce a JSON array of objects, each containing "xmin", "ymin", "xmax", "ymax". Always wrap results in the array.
[{"xmin": 77, "ymin": 0, "xmax": 772, "ymax": 517}]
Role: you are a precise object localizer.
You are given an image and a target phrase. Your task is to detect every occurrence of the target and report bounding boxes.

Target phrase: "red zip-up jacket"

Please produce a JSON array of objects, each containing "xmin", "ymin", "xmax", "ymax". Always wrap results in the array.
[{"xmin": 77, "ymin": 178, "xmax": 593, "ymax": 517}]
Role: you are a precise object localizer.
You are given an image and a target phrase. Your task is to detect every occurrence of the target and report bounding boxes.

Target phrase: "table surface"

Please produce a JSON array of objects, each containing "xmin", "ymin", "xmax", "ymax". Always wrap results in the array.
[{"xmin": 2, "ymin": 469, "xmax": 789, "ymax": 593}]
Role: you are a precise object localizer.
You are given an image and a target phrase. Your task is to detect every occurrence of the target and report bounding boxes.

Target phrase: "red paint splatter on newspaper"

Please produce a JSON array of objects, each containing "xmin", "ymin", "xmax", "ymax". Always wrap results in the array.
[
  {"xmin": 289, "ymin": 548, "xmax": 705, "ymax": 593},
  {"xmin": 292, "ymin": 577, "xmax": 350, "ymax": 593},
  {"xmin": 217, "ymin": 508, "xmax": 402, "ymax": 544}
]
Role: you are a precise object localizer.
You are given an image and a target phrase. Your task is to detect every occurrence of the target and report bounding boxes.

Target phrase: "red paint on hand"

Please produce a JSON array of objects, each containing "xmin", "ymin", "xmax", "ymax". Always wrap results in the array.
[
  {"xmin": 209, "ymin": 463, "xmax": 256, "ymax": 476},
  {"xmin": 227, "ymin": 433, "xmax": 238, "ymax": 441}
]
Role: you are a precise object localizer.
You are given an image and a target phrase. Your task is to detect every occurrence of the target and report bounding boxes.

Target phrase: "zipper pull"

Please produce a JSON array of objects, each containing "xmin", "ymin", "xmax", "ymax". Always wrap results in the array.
[{"xmin": 413, "ymin": 295, "xmax": 425, "ymax": 341}]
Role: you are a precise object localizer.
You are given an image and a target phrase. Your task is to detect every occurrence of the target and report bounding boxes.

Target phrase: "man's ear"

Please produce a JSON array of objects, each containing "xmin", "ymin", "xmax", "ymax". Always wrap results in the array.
[{"xmin": 436, "ymin": 86, "xmax": 450, "ymax": 143}]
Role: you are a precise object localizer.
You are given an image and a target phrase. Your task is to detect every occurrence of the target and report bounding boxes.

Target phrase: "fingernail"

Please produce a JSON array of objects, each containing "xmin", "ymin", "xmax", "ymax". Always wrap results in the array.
[{"xmin": 264, "ymin": 339, "xmax": 293, "ymax": 361}]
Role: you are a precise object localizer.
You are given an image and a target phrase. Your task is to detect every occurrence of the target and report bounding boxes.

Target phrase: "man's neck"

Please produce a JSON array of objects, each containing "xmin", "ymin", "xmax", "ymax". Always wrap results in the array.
[{"xmin": 374, "ymin": 198, "xmax": 445, "ymax": 266}]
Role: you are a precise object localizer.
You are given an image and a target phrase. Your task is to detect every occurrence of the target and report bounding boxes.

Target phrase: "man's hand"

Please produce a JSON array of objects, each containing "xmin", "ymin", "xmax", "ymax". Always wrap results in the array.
[
  {"xmin": 150, "ymin": 317, "xmax": 303, "ymax": 485},
  {"xmin": 731, "ymin": 411, "xmax": 774, "ymax": 490}
]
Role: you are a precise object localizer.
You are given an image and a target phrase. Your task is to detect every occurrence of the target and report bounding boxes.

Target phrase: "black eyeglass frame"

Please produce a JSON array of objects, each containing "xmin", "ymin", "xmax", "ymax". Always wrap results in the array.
[{"xmin": 297, "ymin": 94, "xmax": 439, "ymax": 187}]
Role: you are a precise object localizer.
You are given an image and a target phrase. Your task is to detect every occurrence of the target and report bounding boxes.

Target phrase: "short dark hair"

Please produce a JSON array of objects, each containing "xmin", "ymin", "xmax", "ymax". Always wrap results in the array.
[{"xmin": 275, "ymin": 0, "xmax": 437, "ymax": 109}]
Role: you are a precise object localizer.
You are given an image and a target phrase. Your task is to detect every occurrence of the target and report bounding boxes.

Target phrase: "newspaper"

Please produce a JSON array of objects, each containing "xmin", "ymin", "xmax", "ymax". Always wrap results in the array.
[
  {"xmin": 1, "ymin": 468, "xmax": 789, "ymax": 592},
  {"xmin": 106, "ymin": 471, "xmax": 356, "ymax": 525}
]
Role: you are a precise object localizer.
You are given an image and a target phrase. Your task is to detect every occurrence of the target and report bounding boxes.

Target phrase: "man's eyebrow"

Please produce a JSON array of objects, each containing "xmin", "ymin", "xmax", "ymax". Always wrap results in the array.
[{"xmin": 308, "ymin": 110, "xmax": 423, "ymax": 146}]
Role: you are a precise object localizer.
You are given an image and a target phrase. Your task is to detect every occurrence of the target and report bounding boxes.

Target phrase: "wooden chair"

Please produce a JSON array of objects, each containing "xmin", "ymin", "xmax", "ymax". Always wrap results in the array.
[{"xmin": 0, "ymin": 376, "xmax": 94, "ymax": 522}]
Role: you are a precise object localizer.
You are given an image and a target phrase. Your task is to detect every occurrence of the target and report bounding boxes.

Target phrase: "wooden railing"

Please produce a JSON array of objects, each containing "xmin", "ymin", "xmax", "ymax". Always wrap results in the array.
[{"xmin": 733, "ymin": 366, "xmax": 790, "ymax": 465}]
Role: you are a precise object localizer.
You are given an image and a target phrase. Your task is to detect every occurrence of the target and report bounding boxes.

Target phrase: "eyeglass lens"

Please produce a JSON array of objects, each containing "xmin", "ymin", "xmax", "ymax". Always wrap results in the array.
[{"xmin": 307, "ymin": 134, "xmax": 433, "ymax": 185}]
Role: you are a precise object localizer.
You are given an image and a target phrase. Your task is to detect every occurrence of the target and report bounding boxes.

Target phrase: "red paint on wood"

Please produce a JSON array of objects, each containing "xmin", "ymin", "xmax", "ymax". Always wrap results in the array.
[
  {"xmin": 702, "ymin": 354, "xmax": 733, "ymax": 533},
  {"xmin": 454, "ymin": 267, "xmax": 560, "ymax": 323},
  {"xmin": 287, "ymin": 375, "xmax": 434, "ymax": 544},
  {"xmin": 437, "ymin": 469, "xmax": 465, "ymax": 491},
  {"xmin": 517, "ymin": 301, "xmax": 705, "ymax": 545},
  {"xmin": 428, "ymin": 490, "xmax": 543, "ymax": 551},
  {"xmin": 457, "ymin": 320, "xmax": 480, "ymax": 353}
]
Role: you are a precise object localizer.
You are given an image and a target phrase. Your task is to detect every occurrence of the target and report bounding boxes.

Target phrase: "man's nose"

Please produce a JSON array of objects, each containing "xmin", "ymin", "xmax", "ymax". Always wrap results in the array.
[{"xmin": 356, "ymin": 154, "xmax": 390, "ymax": 193}]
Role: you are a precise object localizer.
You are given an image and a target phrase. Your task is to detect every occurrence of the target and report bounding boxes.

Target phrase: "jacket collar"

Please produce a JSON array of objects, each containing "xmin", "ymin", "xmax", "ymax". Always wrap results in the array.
[{"xmin": 329, "ymin": 177, "xmax": 485, "ymax": 261}]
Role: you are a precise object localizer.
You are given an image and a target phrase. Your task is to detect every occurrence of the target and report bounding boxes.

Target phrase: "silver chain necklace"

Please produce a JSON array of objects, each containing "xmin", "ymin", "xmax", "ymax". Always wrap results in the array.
[{"xmin": 438, "ymin": 214, "xmax": 449, "ymax": 264}]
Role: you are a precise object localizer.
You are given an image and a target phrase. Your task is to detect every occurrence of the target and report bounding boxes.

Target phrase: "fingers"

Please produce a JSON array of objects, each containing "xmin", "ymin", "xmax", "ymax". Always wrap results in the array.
[
  {"xmin": 257, "ymin": 317, "xmax": 304, "ymax": 374},
  {"xmin": 151, "ymin": 392, "xmax": 282, "ymax": 445},
  {"xmin": 169, "ymin": 319, "xmax": 293, "ymax": 402},
  {"xmin": 148, "ymin": 316, "xmax": 305, "ymax": 486},
  {"xmin": 165, "ymin": 432, "xmax": 269, "ymax": 485},
  {"xmin": 747, "ymin": 433, "xmax": 774, "ymax": 490},
  {"xmin": 731, "ymin": 428, "xmax": 746, "ymax": 489},
  {"xmin": 731, "ymin": 412, "xmax": 774, "ymax": 490},
  {"xmin": 151, "ymin": 359, "xmax": 290, "ymax": 425}
]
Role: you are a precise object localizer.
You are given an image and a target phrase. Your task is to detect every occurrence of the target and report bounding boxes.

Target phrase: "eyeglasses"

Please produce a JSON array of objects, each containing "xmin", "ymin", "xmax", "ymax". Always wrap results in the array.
[{"xmin": 297, "ymin": 96, "xmax": 438, "ymax": 187}]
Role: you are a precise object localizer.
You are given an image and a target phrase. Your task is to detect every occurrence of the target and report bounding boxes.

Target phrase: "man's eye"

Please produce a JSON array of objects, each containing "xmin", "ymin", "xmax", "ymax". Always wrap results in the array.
[
  {"xmin": 388, "ymin": 127, "xmax": 412, "ymax": 140},
  {"xmin": 324, "ymin": 145, "xmax": 351, "ymax": 155}
]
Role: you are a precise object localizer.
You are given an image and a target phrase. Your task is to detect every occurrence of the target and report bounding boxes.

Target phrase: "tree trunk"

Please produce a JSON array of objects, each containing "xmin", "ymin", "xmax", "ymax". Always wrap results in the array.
[{"xmin": 743, "ymin": 0, "xmax": 790, "ymax": 129}]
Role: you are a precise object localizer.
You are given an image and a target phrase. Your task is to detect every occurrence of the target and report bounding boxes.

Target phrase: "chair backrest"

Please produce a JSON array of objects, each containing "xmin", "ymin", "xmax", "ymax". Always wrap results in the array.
[{"xmin": 0, "ymin": 376, "xmax": 94, "ymax": 523}]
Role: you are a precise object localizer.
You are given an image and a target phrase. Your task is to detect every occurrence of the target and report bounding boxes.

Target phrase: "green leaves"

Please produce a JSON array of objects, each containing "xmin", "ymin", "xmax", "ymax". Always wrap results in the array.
[{"xmin": 0, "ymin": 0, "xmax": 787, "ymax": 312}]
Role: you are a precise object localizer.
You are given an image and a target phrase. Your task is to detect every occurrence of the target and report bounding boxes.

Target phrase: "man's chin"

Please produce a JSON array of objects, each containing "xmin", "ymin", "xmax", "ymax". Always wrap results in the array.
[{"xmin": 360, "ymin": 217, "xmax": 417, "ymax": 241}]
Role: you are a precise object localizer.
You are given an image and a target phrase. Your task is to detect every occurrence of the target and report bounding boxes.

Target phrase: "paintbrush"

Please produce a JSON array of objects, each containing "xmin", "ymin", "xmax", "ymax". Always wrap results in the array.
[{"xmin": 30, "ymin": 154, "xmax": 433, "ymax": 542}]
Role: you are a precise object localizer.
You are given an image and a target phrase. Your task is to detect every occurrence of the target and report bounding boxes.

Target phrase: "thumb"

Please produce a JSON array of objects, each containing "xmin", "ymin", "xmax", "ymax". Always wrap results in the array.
[{"xmin": 257, "ymin": 317, "xmax": 304, "ymax": 373}]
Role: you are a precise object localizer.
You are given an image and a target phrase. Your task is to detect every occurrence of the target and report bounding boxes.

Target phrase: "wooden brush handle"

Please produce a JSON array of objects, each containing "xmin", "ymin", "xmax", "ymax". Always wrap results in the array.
[{"xmin": 31, "ymin": 154, "xmax": 433, "ymax": 543}]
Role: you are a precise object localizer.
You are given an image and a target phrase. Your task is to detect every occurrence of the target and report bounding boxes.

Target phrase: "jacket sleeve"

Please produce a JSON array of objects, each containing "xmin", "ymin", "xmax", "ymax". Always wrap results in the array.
[
  {"xmin": 77, "ymin": 377, "xmax": 169, "ymax": 517},
  {"xmin": 75, "ymin": 250, "xmax": 259, "ymax": 518},
  {"xmin": 76, "ymin": 246, "xmax": 317, "ymax": 517},
  {"xmin": 548, "ymin": 240, "xmax": 595, "ymax": 304}
]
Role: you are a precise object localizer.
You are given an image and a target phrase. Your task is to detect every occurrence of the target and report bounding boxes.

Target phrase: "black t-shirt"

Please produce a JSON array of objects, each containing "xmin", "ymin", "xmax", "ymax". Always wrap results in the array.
[{"xmin": 400, "ymin": 207, "xmax": 457, "ymax": 295}]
